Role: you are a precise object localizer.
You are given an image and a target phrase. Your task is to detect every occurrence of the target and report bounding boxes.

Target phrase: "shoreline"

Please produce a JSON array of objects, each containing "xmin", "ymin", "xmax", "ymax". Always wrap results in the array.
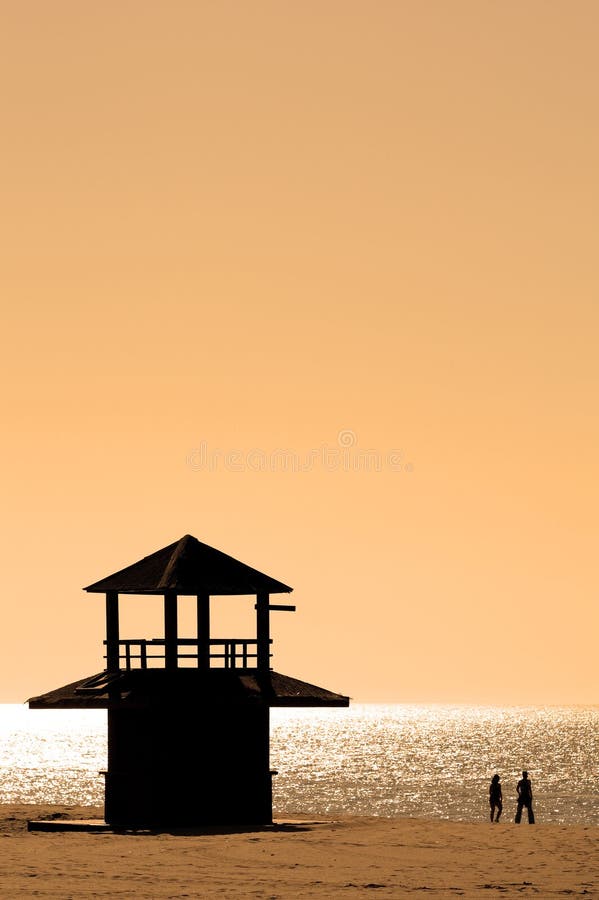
[{"xmin": 0, "ymin": 805, "xmax": 597, "ymax": 898}]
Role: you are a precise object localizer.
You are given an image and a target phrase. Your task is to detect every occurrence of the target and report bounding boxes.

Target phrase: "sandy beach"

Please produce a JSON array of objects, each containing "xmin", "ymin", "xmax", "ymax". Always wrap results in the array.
[{"xmin": 0, "ymin": 805, "xmax": 596, "ymax": 898}]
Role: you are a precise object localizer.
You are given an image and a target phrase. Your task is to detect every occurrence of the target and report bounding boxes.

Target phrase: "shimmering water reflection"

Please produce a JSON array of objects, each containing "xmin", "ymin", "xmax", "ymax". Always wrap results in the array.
[
  {"xmin": 0, "ymin": 706, "xmax": 106, "ymax": 806},
  {"xmin": 270, "ymin": 704, "xmax": 599, "ymax": 824},
  {"xmin": 0, "ymin": 704, "xmax": 597, "ymax": 824}
]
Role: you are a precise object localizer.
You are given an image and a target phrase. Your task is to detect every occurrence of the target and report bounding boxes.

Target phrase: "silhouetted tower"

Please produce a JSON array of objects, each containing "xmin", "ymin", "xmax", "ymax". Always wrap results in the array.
[{"xmin": 28, "ymin": 535, "xmax": 349, "ymax": 826}]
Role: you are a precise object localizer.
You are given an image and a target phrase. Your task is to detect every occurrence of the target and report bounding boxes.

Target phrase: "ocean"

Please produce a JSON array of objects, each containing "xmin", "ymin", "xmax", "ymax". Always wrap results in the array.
[{"xmin": 0, "ymin": 704, "xmax": 597, "ymax": 825}]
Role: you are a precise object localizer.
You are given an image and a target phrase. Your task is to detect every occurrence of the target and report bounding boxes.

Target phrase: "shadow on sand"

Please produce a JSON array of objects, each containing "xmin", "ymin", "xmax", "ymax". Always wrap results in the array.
[{"xmin": 27, "ymin": 816, "xmax": 319, "ymax": 836}]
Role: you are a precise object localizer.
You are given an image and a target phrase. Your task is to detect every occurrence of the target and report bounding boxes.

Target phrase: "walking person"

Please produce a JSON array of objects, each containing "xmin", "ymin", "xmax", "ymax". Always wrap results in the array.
[
  {"xmin": 489, "ymin": 774, "xmax": 502, "ymax": 822},
  {"xmin": 515, "ymin": 770, "xmax": 535, "ymax": 824}
]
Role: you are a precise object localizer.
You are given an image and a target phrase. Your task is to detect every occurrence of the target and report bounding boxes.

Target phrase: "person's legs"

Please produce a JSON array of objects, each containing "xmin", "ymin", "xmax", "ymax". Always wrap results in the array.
[
  {"xmin": 515, "ymin": 801, "xmax": 523, "ymax": 823},
  {"xmin": 490, "ymin": 803, "xmax": 495, "ymax": 822},
  {"xmin": 527, "ymin": 803, "xmax": 535, "ymax": 824},
  {"xmin": 495, "ymin": 801, "xmax": 502, "ymax": 823}
]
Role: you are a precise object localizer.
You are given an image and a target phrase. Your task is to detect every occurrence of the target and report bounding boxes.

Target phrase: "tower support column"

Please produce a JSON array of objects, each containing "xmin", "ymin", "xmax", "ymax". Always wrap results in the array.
[
  {"xmin": 106, "ymin": 591, "xmax": 119, "ymax": 672},
  {"xmin": 256, "ymin": 591, "xmax": 270, "ymax": 671},
  {"xmin": 197, "ymin": 592, "xmax": 210, "ymax": 670},
  {"xmin": 164, "ymin": 591, "xmax": 178, "ymax": 669}
]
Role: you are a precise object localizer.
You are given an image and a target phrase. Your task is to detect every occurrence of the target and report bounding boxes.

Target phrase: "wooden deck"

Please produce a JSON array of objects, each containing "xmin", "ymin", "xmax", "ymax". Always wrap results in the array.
[{"xmin": 27, "ymin": 817, "xmax": 326, "ymax": 833}]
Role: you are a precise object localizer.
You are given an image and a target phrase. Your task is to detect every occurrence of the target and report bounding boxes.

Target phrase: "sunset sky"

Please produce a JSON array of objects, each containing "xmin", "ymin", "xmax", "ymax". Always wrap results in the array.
[{"xmin": 2, "ymin": 1, "xmax": 597, "ymax": 705}]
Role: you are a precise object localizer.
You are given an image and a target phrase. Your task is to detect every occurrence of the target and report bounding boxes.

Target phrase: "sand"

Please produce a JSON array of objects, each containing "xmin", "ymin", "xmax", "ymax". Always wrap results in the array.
[{"xmin": 0, "ymin": 805, "xmax": 596, "ymax": 898}]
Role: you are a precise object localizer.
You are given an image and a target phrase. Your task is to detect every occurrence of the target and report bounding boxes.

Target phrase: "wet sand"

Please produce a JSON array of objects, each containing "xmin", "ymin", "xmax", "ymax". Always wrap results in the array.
[{"xmin": 0, "ymin": 805, "xmax": 597, "ymax": 898}]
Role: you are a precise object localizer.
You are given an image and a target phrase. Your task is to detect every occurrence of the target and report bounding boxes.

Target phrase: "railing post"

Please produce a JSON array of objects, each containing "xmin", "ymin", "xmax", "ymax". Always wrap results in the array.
[
  {"xmin": 140, "ymin": 641, "xmax": 147, "ymax": 669},
  {"xmin": 106, "ymin": 591, "xmax": 119, "ymax": 672}
]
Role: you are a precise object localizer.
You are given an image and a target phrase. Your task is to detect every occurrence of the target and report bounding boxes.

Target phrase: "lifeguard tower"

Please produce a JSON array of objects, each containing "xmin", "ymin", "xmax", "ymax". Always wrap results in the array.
[{"xmin": 28, "ymin": 534, "xmax": 349, "ymax": 827}]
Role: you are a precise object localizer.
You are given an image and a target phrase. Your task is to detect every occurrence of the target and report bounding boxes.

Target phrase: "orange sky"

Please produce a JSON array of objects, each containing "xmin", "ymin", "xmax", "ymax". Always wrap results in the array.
[{"xmin": 1, "ymin": 1, "xmax": 597, "ymax": 704}]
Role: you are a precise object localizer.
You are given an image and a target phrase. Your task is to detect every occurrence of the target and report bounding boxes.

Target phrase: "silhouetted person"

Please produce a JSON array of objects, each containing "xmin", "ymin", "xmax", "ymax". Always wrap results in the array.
[
  {"xmin": 515, "ymin": 770, "xmax": 535, "ymax": 824},
  {"xmin": 489, "ymin": 774, "xmax": 502, "ymax": 822}
]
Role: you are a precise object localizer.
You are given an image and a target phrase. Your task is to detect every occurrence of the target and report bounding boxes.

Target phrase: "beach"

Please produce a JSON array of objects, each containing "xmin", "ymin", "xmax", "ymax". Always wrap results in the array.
[{"xmin": 1, "ymin": 805, "xmax": 596, "ymax": 898}]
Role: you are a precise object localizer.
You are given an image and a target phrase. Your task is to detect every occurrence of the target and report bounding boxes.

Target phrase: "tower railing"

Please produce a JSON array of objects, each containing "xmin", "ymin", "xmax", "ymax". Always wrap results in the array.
[{"xmin": 103, "ymin": 638, "xmax": 272, "ymax": 670}]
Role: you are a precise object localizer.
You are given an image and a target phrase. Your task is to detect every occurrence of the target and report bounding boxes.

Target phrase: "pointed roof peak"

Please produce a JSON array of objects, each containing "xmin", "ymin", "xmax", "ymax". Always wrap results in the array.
[{"xmin": 84, "ymin": 534, "xmax": 293, "ymax": 595}]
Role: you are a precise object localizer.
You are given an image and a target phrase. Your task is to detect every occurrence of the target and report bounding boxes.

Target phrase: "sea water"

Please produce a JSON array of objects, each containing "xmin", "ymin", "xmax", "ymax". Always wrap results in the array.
[{"xmin": 0, "ymin": 704, "xmax": 597, "ymax": 824}]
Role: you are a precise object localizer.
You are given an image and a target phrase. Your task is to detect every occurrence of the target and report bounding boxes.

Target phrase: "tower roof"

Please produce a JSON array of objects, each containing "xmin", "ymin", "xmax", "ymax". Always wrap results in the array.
[{"xmin": 84, "ymin": 534, "xmax": 293, "ymax": 595}]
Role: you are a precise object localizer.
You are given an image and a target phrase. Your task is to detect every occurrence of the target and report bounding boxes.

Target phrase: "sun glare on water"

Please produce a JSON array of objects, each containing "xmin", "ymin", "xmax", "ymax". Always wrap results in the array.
[{"xmin": 0, "ymin": 704, "xmax": 597, "ymax": 823}]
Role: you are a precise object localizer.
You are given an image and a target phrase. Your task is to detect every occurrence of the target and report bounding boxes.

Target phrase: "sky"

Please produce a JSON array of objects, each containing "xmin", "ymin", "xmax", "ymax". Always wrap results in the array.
[{"xmin": 1, "ymin": 1, "xmax": 597, "ymax": 705}]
